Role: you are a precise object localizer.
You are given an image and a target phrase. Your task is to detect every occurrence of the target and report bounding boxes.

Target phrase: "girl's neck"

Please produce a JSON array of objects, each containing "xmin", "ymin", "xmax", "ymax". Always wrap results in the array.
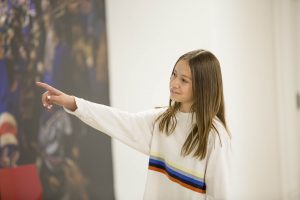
[{"xmin": 179, "ymin": 103, "xmax": 192, "ymax": 113}]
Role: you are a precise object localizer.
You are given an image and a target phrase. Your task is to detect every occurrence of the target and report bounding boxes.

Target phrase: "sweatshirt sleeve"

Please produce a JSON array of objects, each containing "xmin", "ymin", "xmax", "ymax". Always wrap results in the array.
[
  {"xmin": 205, "ymin": 124, "xmax": 232, "ymax": 200},
  {"xmin": 64, "ymin": 97, "xmax": 163, "ymax": 155}
]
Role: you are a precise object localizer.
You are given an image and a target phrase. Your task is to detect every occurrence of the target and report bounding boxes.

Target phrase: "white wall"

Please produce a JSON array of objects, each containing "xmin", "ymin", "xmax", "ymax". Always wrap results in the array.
[
  {"xmin": 210, "ymin": 3, "xmax": 280, "ymax": 199},
  {"xmin": 105, "ymin": 0, "xmax": 299, "ymax": 199},
  {"xmin": 296, "ymin": 0, "xmax": 300, "ymax": 134},
  {"xmin": 274, "ymin": 0, "xmax": 300, "ymax": 199},
  {"xmin": 297, "ymin": 0, "xmax": 300, "ymax": 142}
]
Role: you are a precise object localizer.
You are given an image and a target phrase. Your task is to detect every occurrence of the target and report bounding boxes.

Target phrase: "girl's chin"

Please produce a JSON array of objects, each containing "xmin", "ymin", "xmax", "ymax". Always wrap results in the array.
[{"xmin": 170, "ymin": 97, "xmax": 180, "ymax": 102}]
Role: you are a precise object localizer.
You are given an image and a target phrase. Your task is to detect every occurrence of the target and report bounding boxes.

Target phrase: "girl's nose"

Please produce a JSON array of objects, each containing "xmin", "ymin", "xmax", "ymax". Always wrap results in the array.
[{"xmin": 171, "ymin": 78, "xmax": 180, "ymax": 89}]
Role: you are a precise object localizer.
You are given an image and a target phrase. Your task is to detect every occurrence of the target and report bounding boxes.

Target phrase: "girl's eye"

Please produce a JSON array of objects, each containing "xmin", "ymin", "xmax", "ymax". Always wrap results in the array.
[
  {"xmin": 171, "ymin": 72, "xmax": 177, "ymax": 78},
  {"xmin": 182, "ymin": 79, "xmax": 187, "ymax": 83}
]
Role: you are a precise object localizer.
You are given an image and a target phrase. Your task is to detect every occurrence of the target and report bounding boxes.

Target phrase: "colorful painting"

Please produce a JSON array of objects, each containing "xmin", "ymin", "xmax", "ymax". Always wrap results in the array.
[{"xmin": 0, "ymin": 0, "xmax": 114, "ymax": 199}]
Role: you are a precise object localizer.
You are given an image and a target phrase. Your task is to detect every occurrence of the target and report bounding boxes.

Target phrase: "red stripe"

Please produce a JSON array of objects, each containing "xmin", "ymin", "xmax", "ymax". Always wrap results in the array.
[
  {"xmin": 0, "ymin": 123, "xmax": 17, "ymax": 136},
  {"xmin": 148, "ymin": 166, "xmax": 206, "ymax": 194}
]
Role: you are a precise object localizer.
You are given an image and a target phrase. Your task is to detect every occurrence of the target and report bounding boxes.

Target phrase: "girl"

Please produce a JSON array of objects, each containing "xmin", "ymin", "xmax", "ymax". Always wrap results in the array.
[{"xmin": 37, "ymin": 49, "xmax": 232, "ymax": 200}]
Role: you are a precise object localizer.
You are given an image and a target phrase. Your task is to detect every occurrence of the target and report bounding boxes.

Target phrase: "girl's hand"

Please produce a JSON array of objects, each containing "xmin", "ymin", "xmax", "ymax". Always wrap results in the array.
[{"xmin": 36, "ymin": 82, "xmax": 77, "ymax": 111}]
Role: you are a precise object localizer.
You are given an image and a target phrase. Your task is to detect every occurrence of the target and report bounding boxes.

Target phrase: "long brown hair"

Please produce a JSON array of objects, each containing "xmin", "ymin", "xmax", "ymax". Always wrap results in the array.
[{"xmin": 156, "ymin": 49, "xmax": 229, "ymax": 160}]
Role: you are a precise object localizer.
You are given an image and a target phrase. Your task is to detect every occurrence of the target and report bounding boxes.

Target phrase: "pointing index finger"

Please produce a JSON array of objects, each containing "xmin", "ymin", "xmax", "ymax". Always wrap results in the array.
[{"xmin": 36, "ymin": 82, "xmax": 62, "ymax": 95}]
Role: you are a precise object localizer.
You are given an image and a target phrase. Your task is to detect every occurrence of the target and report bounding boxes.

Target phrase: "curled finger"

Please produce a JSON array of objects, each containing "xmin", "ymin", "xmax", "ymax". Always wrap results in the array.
[
  {"xmin": 42, "ymin": 91, "xmax": 51, "ymax": 107},
  {"xmin": 46, "ymin": 104, "xmax": 53, "ymax": 110}
]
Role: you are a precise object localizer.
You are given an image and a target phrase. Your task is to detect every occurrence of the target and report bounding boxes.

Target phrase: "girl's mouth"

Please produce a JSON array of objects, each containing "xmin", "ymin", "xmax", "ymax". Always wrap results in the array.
[{"xmin": 170, "ymin": 89, "xmax": 180, "ymax": 95}]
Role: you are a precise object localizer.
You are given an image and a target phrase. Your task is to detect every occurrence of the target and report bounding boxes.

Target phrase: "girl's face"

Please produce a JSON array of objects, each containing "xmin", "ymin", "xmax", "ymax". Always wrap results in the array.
[{"xmin": 169, "ymin": 59, "xmax": 193, "ymax": 112}]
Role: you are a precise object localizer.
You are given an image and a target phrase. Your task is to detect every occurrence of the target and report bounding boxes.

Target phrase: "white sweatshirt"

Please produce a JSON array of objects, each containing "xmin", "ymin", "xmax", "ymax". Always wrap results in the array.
[{"xmin": 64, "ymin": 97, "xmax": 232, "ymax": 200}]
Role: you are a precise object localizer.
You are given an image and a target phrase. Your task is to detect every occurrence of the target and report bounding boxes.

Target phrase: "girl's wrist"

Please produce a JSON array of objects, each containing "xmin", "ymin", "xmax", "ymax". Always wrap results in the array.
[{"xmin": 66, "ymin": 95, "xmax": 77, "ymax": 112}]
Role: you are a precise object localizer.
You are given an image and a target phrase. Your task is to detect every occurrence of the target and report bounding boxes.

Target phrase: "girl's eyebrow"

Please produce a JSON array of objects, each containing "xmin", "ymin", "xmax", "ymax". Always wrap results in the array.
[{"xmin": 174, "ymin": 69, "xmax": 192, "ymax": 80}]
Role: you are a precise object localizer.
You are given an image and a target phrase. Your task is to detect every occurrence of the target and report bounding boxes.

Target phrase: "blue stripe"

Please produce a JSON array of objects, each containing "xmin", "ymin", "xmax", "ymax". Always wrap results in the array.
[
  {"xmin": 149, "ymin": 161, "xmax": 206, "ymax": 190},
  {"xmin": 149, "ymin": 158, "xmax": 206, "ymax": 188},
  {"xmin": 149, "ymin": 155, "xmax": 205, "ymax": 182}
]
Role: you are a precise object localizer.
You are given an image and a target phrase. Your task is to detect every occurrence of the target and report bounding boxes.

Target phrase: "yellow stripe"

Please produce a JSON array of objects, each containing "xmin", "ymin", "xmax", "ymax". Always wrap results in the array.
[{"xmin": 150, "ymin": 152, "xmax": 204, "ymax": 179}]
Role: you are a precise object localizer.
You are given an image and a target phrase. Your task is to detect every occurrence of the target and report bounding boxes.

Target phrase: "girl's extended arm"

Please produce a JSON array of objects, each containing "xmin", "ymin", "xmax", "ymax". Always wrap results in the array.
[{"xmin": 36, "ymin": 82, "xmax": 162, "ymax": 155}]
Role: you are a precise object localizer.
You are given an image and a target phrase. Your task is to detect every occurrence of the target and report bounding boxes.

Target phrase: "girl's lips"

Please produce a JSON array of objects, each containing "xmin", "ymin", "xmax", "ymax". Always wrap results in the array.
[{"xmin": 170, "ymin": 89, "xmax": 180, "ymax": 95}]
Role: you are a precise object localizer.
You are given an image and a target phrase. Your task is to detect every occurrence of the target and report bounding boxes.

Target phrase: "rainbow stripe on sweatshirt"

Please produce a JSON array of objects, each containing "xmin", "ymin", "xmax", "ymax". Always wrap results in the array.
[{"xmin": 148, "ymin": 153, "xmax": 206, "ymax": 193}]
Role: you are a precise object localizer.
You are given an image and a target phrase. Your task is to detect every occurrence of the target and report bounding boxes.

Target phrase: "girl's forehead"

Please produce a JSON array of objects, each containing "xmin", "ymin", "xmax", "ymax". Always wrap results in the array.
[{"xmin": 174, "ymin": 60, "xmax": 191, "ymax": 78}]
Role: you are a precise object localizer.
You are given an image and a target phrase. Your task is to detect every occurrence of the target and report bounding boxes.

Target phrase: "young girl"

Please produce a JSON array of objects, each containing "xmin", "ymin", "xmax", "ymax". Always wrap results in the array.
[{"xmin": 37, "ymin": 49, "xmax": 232, "ymax": 200}]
